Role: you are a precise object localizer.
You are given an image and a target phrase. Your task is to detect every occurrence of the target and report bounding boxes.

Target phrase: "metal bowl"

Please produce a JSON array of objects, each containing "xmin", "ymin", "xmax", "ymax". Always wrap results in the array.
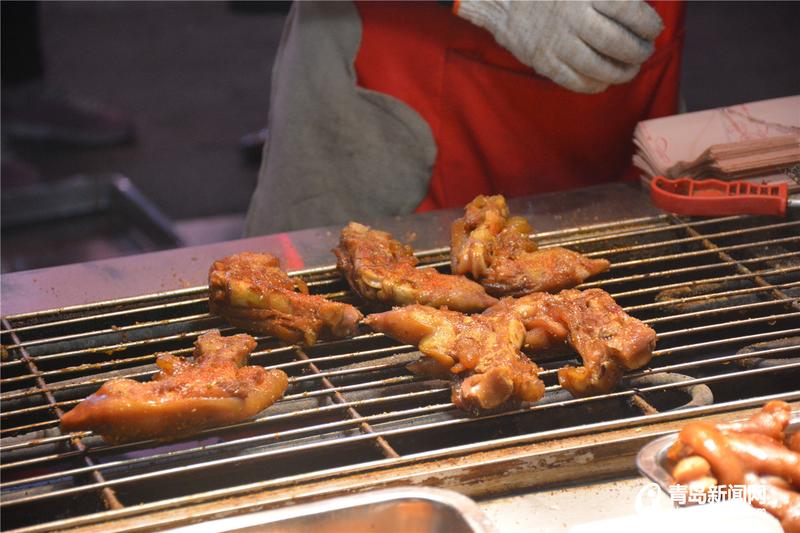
[{"xmin": 165, "ymin": 487, "xmax": 498, "ymax": 533}]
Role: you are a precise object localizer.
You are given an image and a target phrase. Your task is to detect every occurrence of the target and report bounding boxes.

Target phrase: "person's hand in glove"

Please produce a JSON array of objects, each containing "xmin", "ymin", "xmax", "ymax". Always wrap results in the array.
[{"xmin": 456, "ymin": 0, "xmax": 664, "ymax": 93}]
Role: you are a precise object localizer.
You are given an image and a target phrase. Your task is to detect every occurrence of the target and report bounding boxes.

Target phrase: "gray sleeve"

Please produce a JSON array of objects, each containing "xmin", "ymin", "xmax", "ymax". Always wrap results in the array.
[{"xmin": 245, "ymin": 1, "xmax": 437, "ymax": 236}]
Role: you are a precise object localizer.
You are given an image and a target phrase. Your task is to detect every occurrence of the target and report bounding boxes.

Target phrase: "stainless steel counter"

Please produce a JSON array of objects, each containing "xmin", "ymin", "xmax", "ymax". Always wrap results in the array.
[{"xmin": 480, "ymin": 476, "xmax": 670, "ymax": 531}]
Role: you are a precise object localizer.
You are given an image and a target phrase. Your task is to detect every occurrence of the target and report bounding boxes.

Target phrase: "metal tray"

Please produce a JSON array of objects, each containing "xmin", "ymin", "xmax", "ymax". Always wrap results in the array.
[
  {"xmin": 165, "ymin": 487, "xmax": 498, "ymax": 533},
  {"xmin": 636, "ymin": 416, "xmax": 800, "ymax": 498}
]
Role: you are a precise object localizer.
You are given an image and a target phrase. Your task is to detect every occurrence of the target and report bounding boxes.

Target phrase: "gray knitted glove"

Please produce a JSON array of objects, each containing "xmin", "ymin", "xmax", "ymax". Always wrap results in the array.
[{"xmin": 457, "ymin": 0, "xmax": 664, "ymax": 93}]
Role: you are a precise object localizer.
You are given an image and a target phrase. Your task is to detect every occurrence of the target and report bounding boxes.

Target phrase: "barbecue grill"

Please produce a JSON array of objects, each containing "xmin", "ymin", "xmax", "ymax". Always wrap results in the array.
[{"xmin": 2, "ymin": 183, "xmax": 798, "ymax": 532}]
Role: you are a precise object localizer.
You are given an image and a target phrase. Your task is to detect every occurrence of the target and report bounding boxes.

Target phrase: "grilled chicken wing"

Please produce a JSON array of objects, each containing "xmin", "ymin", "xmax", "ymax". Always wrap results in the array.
[
  {"xmin": 335, "ymin": 222, "xmax": 498, "ymax": 313},
  {"xmin": 209, "ymin": 252, "xmax": 362, "ymax": 345},
  {"xmin": 61, "ymin": 330, "xmax": 288, "ymax": 443},
  {"xmin": 485, "ymin": 289, "xmax": 656, "ymax": 397},
  {"xmin": 668, "ymin": 402, "xmax": 800, "ymax": 532},
  {"xmin": 451, "ymin": 195, "xmax": 610, "ymax": 296},
  {"xmin": 365, "ymin": 305, "xmax": 545, "ymax": 412}
]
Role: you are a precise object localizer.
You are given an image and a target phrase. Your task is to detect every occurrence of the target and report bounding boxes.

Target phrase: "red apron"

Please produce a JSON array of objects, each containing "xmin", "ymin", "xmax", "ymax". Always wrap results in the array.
[{"xmin": 354, "ymin": 1, "xmax": 685, "ymax": 211}]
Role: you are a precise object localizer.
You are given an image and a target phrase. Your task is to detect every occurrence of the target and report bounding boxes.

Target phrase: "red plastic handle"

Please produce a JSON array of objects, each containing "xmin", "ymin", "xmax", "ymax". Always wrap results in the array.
[{"xmin": 650, "ymin": 176, "xmax": 788, "ymax": 217}]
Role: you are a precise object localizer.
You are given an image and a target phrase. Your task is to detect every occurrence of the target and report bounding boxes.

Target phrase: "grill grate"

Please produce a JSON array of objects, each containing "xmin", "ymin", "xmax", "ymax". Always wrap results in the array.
[{"xmin": 2, "ymin": 213, "xmax": 800, "ymax": 531}]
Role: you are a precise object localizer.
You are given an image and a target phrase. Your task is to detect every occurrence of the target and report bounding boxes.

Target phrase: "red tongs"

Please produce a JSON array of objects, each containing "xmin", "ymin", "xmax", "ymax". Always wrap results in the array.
[{"xmin": 650, "ymin": 176, "xmax": 799, "ymax": 217}]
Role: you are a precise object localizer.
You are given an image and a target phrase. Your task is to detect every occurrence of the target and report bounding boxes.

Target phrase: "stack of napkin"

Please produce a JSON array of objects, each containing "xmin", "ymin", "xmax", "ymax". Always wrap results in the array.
[{"xmin": 633, "ymin": 96, "xmax": 800, "ymax": 189}]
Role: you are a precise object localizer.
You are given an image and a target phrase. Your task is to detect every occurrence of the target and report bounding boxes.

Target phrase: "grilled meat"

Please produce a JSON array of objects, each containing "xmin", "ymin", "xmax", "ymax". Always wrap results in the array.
[
  {"xmin": 482, "ymin": 247, "xmax": 612, "ymax": 297},
  {"xmin": 451, "ymin": 195, "xmax": 610, "ymax": 296},
  {"xmin": 61, "ymin": 330, "xmax": 288, "ymax": 443},
  {"xmin": 365, "ymin": 304, "xmax": 544, "ymax": 412},
  {"xmin": 668, "ymin": 401, "xmax": 800, "ymax": 532},
  {"xmin": 209, "ymin": 252, "xmax": 362, "ymax": 345},
  {"xmin": 451, "ymin": 194, "xmax": 533, "ymax": 279},
  {"xmin": 335, "ymin": 222, "xmax": 498, "ymax": 313},
  {"xmin": 485, "ymin": 289, "xmax": 656, "ymax": 397},
  {"xmin": 718, "ymin": 399, "xmax": 795, "ymax": 441}
]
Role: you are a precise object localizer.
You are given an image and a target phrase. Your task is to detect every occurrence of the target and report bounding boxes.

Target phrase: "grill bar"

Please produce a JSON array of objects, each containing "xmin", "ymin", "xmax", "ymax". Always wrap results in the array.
[
  {"xmin": 542, "ymin": 214, "xmax": 745, "ymax": 249},
  {"xmin": 0, "ymin": 328, "xmax": 235, "ymax": 369},
  {"xmin": 1, "ymin": 319, "xmax": 124, "ymax": 511},
  {"xmin": 2, "ymin": 313, "xmax": 220, "ymax": 351},
  {"xmin": 294, "ymin": 347, "xmax": 400, "ymax": 459},
  {"xmin": 628, "ymin": 344, "xmax": 800, "ymax": 379},
  {"xmin": 582, "ymin": 251, "xmax": 800, "ymax": 288},
  {"xmin": 652, "ymin": 327, "xmax": 800, "ymax": 357},
  {"xmin": 609, "ymin": 266, "xmax": 800, "ymax": 299},
  {"xmin": 1, "ymin": 219, "xmax": 792, "ymax": 350},
  {"xmin": 653, "ymin": 311, "xmax": 800, "ymax": 338},
  {"xmin": 0, "ymin": 215, "xmax": 671, "ymax": 324},
  {"xmin": 3, "ymin": 258, "xmax": 794, "ymax": 373},
  {"xmin": 1, "ymin": 380, "xmax": 441, "ymax": 462},
  {"xmin": 16, "ymin": 392, "xmax": 796, "ymax": 533},
  {"xmin": 3, "ymin": 210, "xmax": 799, "ymax": 532},
  {"xmin": 333, "ymin": 234, "xmax": 800, "ymax": 286},
  {"xmin": 609, "ymin": 235, "xmax": 800, "ymax": 270},
  {"xmin": 3, "ymin": 361, "xmax": 797, "ymax": 508},
  {"xmin": 533, "ymin": 214, "xmax": 670, "ymax": 239},
  {"xmin": 584, "ymin": 220, "xmax": 800, "ymax": 257},
  {"xmin": 3, "ymin": 342, "xmax": 796, "ymax": 486},
  {"xmin": 674, "ymin": 214, "xmax": 800, "ymax": 311},
  {"xmin": 3, "ymin": 214, "xmax": 784, "ymax": 329},
  {"xmin": 0, "ymin": 343, "xmax": 417, "ymax": 389},
  {"xmin": 0, "ymin": 374, "xmax": 428, "ymax": 424},
  {"xmin": 643, "ymin": 298, "xmax": 800, "ymax": 325},
  {"xmin": 1, "ymin": 401, "xmax": 455, "ymax": 478},
  {"xmin": 0, "ymin": 298, "xmax": 210, "ymax": 336},
  {"xmin": 625, "ymin": 281, "xmax": 800, "ymax": 312},
  {"xmin": 5, "ymin": 275, "xmax": 797, "ymax": 387},
  {"xmin": 3, "ymin": 307, "xmax": 798, "ymax": 404}
]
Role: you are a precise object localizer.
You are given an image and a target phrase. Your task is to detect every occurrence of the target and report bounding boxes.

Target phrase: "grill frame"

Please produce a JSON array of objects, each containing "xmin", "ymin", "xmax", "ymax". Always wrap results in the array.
[{"xmin": 2, "ymin": 206, "xmax": 800, "ymax": 532}]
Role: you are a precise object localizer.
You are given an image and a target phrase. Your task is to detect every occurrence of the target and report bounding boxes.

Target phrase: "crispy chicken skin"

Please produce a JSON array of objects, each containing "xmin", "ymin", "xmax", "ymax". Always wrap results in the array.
[
  {"xmin": 485, "ymin": 289, "xmax": 656, "ymax": 397},
  {"xmin": 60, "ymin": 330, "xmax": 288, "ymax": 444},
  {"xmin": 667, "ymin": 401, "xmax": 800, "ymax": 532},
  {"xmin": 451, "ymin": 195, "xmax": 610, "ymax": 296},
  {"xmin": 335, "ymin": 222, "xmax": 498, "ymax": 313},
  {"xmin": 365, "ymin": 305, "xmax": 545, "ymax": 412},
  {"xmin": 209, "ymin": 252, "xmax": 362, "ymax": 345}
]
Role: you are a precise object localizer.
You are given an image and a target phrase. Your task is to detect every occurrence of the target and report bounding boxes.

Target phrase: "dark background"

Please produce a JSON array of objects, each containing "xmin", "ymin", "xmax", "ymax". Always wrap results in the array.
[{"xmin": 2, "ymin": 1, "xmax": 799, "ymax": 273}]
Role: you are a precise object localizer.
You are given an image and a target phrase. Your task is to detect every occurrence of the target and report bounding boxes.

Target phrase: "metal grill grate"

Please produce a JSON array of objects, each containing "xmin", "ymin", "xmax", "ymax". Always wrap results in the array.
[{"xmin": 2, "ymin": 213, "xmax": 800, "ymax": 532}]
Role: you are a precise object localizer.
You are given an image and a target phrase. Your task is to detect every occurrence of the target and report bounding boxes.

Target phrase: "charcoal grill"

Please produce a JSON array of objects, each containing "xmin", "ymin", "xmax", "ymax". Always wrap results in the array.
[{"xmin": 2, "ymin": 184, "xmax": 799, "ymax": 532}]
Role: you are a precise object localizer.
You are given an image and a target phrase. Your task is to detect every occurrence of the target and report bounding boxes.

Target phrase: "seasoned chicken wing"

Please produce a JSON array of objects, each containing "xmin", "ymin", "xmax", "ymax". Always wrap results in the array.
[
  {"xmin": 668, "ymin": 402, "xmax": 800, "ymax": 532},
  {"xmin": 61, "ymin": 330, "xmax": 288, "ymax": 443},
  {"xmin": 451, "ymin": 195, "xmax": 610, "ymax": 296},
  {"xmin": 485, "ymin": 289, "xmax": 656, "ymax": 397},
  {"xmin": 365, "ymin": 305, "xmax": 544, "ymax": 412},
  {"xmin": 209, "ymin": 252, "xmax": 362, "ymax": 345},
  {"xmin": 335, "ymin": 222, "xmax": 498, "ymax": 313}
]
